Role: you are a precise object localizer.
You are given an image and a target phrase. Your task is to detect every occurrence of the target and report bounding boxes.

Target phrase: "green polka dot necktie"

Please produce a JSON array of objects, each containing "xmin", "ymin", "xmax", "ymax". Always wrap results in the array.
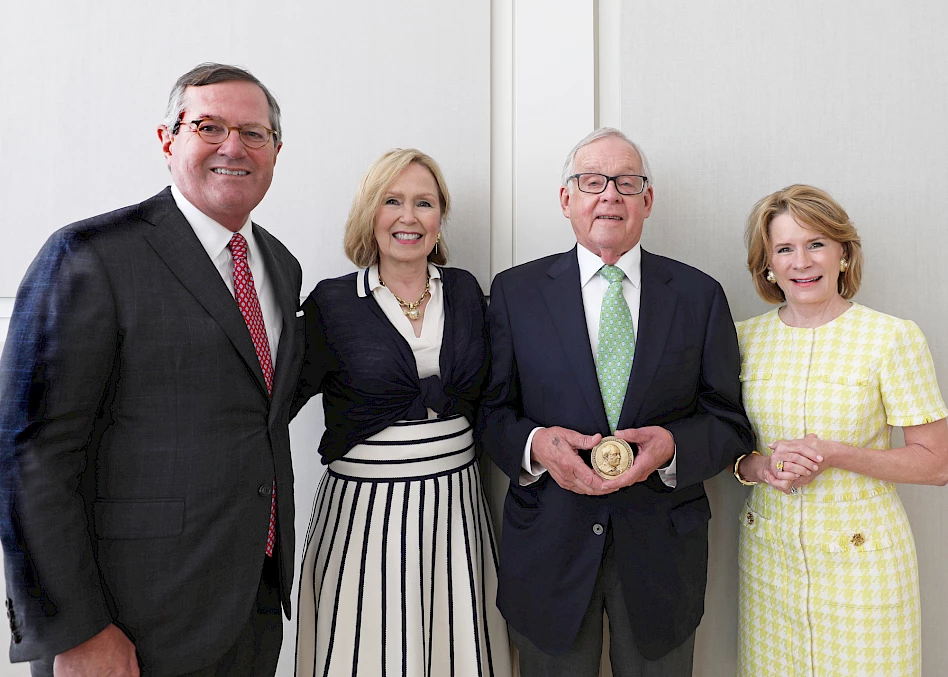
[{"xmin": 596, "ymin": 264, "xmax": 635, "ymax": 432}]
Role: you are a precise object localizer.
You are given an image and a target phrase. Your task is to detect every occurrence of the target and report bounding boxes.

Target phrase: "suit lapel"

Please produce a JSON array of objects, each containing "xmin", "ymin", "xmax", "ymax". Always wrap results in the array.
[
  {"xmin": 619, "ymin": 249, "xmax": 677, "ymax": 427},
  {"xmin": 255, "ymin": 226, "xmax": 300, "ymax": 419},
  {"xmin": 541, "ymin": 248, "xmax": 610, "ymax": 432},
  {"xmin": 140, "ymin": 189, "xmax": 270, "ymax": 398}
]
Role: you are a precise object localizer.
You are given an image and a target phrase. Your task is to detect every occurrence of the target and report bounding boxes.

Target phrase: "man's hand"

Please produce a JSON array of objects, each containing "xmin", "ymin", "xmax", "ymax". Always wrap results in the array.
[
  {"xmin": 54, "ymin": 624, "xmax": 139, "ymax": 677},
  {"xmin": 599, "ymin": 426, "xmax": 675, "ymax": 491},
  {"xmin": 531, "ymin": 427, "xmax": 604, "ymax": 494}
]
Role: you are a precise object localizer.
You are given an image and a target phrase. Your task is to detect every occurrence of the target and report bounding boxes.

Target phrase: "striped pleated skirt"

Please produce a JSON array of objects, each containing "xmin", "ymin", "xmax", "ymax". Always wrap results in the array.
[{"xmin": 295, "ymin": 414, "xmax": 512, "ymax": 677}]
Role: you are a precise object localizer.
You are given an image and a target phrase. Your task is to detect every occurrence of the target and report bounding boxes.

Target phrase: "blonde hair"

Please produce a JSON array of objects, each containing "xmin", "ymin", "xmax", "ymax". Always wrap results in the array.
[
  {"xmin": 745, "ymin": 184, "xmax": 863, "ymax": 304},
  {"xmin": 343, "ymin": 149, "xmax": 451, "ymax": 267}
]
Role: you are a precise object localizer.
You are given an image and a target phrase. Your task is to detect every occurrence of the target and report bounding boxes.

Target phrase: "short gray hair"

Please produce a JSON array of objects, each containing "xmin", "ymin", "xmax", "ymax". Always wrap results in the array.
[
  {"xmin": 561, "ymin": 127, "xmax": 652, "ymax": 187},
  {"xmin": 164, "ymin": 62, "xmax": 282, "ymax": 144}
]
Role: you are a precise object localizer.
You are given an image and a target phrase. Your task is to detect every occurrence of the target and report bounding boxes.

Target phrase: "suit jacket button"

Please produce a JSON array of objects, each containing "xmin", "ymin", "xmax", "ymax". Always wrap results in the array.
[
  {"xmin": 258, "ymin": 484, "xmax": 272, "ymax": 497},
  {"xmin": 12, "ymin": 632, "xmax": 21, "ymax": 644},
  {"xmin": 592, "ymin": 523, "xmax": 604, "ymax": 536},
  {"xmin": 4, "ymin": 599, "xmax": 11, "ymax": 609}
]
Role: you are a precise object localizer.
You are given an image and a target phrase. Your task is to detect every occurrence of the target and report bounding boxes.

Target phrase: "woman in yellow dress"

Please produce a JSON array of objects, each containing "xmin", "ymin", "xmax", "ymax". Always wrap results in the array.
[{"xmin": 733, "ymin": 184, "xmax": 948, "ymax": 676}]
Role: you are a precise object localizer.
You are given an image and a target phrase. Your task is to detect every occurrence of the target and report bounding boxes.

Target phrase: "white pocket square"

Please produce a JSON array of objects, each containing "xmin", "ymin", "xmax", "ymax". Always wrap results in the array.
[{"xmin": 296, "ymin": 310, "xmax": 305, "ymax": 318}]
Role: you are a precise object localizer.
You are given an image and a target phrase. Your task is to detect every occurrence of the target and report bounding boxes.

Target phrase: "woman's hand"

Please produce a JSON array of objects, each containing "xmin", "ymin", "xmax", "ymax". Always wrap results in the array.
[{"xmin": 764, "ymin": 433, "xmax": 829, "ymax": 493}]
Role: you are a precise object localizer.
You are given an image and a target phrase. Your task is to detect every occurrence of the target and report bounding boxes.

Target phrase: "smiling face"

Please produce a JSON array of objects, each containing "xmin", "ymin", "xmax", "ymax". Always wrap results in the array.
[
  {"xmin": 560, "ymin": 136, "xmax": 653, "ymax": 263},
  {"xmin": 158, "ymin": 80, "xmax": 281, "ymax": 232},
  {"xmin": 374, "ymin": 162, "xmax": 442, "ymax": 269},
  {"xmin": 768, "ymin": 212, "xmax": 847, "ymax": 311}
]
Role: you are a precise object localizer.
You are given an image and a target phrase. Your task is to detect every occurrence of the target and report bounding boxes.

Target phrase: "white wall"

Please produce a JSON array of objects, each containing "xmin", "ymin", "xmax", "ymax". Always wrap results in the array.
[
  {"xmin": 0, "ymin": 3, "xmax": 491, "ymax": 297},
  {"xmin": 0, "ymin": 2, "xmax": 488, "ymax": 676},
  {"xmin": 615, "ymin": 2, "xmax": 948, "ymax": 675},
  {"xmin": 505, "ymin": 1, "xmax": 948, "ymax": 675}
]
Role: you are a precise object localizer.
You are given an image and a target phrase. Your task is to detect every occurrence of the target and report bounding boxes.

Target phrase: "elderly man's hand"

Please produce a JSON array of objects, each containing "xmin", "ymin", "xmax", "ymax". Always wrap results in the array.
[
  {"xmin": 598, "ymin": 426, "xmax": 675, "ymax": 491},
  {"xmin": 531, "ymin": 427, "xmax": 605, "ymax": 494}
]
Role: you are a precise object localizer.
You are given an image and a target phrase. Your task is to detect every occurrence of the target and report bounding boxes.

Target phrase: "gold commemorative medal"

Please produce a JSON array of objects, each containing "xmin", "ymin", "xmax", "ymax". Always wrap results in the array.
[{"xmin": 591, "ymin": 436, "xmax": 634, "ymax": 479}]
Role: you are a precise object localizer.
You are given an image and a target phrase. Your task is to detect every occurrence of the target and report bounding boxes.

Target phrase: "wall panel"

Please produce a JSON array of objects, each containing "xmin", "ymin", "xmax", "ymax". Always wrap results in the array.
[
  {"xmin": 0, "ymin": 2, "xmax": 489, "ymax": 675},
  {"xmin": 617, "ymin": 2, "xmax": 948, "ymax": 674}
]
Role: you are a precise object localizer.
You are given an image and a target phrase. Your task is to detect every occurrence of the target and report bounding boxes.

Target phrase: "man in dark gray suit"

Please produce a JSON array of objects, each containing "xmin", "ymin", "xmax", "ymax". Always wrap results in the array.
[{"xmin": 0, "ymin": 63, "xmax": 303, "ymax": 677}]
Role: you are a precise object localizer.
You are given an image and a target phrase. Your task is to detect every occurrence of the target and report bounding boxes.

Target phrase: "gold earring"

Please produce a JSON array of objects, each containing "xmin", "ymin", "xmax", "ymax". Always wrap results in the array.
[
  {"xmin": 839, "ymin": 258, "xmax": 849, "ymax": 272},
  {"xmin": 766, "ymin": 270, "xmax": 776, "ymax": 284},
  {"xmin": 434, "ymin": 233, "xmax": 442, "ymax": 257}
]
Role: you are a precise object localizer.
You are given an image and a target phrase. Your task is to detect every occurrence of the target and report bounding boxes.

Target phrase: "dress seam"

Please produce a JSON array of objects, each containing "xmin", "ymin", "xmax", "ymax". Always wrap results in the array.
[{"xmin": 801, "ymin": 327, "xmax": 816, "ymax": 677}]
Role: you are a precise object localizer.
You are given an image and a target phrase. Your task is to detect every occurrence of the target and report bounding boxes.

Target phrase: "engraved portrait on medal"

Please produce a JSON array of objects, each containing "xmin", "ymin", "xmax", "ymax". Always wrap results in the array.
[{"xmin": 591, "ymin": 436, "xmax": 634, "ymax": 479}]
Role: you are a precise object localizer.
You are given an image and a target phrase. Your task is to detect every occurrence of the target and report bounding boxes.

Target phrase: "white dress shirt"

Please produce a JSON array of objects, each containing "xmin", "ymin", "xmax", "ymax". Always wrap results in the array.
[
  {"xmin": 171, "ymin": 184, "xmax": 282, "ymax": 365},
  {"xmin": 521, "ymin": 242, "xmax": 677, "ymax": 486}
]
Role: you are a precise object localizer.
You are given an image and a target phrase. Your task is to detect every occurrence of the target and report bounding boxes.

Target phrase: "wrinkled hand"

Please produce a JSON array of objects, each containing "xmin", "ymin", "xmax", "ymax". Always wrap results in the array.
[
  {"xmin": 54, "ymin": 624, "xmax": 139, "ymax": 677},
  {"xmin": 599, "ymin": 426, "xmax": 675, "ymax": 492},
  {"xmin": 531, "ymin": 427, "xmax": 604, "ymax": 494},
  {"xmin": 763, "ymin": 433, "xmax": 827, "ymax": 494}
]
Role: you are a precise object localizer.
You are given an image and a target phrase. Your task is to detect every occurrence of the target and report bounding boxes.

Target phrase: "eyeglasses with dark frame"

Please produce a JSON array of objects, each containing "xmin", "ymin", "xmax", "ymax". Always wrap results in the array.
[
  {"xmin": 567, "ymin": 173, "xmax": 648, "ymax": 196},
  {"xmin": 173, "ymin": 117, "xmax": 277, "ymax": 149}
]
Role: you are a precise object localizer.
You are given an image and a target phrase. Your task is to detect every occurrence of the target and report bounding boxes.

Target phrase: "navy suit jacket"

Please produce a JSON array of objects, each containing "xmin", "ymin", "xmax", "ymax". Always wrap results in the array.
[
  {"xmin": 480, "ymin": 246, "xmax": 752, "ymax": 660},
  {"xmin": 0, "ymin": 188, "xmax": 304, "ymax": 674}
]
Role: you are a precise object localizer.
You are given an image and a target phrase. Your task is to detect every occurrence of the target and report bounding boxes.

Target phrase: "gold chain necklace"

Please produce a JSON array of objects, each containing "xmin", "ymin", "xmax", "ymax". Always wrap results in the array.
[{"xmin": 379, "ymin": 269, "xmax": 430, "ymax": 320}]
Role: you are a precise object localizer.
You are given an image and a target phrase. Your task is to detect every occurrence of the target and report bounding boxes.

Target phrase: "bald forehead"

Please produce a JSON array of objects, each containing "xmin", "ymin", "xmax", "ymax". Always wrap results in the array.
[{"xmin": 574, "ymin": 136, "xmax": 644, "ymax": 175}]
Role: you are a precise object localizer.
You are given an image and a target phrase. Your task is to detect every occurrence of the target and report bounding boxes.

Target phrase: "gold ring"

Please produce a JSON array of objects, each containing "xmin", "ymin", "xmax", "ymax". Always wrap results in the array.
[{"xmin": 776, "ymin": 460, "xmax": 784, "ymax": 472}]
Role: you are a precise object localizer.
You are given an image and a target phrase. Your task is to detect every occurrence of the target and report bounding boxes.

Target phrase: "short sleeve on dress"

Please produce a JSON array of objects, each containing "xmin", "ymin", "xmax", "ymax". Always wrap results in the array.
[{"xmin": 879, "ymin": 320, "xmax": 948, "ymax": 427}]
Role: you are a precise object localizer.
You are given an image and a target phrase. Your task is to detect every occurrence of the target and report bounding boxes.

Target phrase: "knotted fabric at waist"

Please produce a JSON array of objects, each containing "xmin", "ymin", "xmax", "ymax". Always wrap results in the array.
[{"xmin": 405, "ymin": 375, "xmax": 451, "ymax": 419}]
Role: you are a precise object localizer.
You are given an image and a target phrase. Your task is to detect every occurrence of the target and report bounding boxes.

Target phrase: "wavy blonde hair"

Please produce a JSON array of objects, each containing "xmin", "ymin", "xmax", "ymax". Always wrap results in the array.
[
  {"xmin": 343, "ymin": 149, "xmax": 451, "ymax": 267},
  {"xmin": 745, "ymin": 184, "xmax": 863, "ymax": 304}
]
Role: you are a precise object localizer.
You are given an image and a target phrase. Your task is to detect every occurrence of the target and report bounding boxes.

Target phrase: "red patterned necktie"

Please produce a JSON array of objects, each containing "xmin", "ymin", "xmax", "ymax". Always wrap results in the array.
[{"xmin": 228, "ymin": 232, "xmax": 277, "ymax": 557}]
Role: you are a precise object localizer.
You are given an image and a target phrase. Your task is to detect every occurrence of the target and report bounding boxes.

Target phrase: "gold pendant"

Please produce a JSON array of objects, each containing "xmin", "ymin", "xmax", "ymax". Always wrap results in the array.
[{"xmin": 379, "ymin": 270, "xmax": 430, "ymax": 322}]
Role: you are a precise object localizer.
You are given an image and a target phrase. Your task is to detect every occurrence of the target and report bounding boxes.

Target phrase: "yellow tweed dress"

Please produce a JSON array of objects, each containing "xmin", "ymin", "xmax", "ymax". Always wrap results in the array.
[{"xmin": 735, "ymin": 304, "xmax": 947, "ymax": 677}]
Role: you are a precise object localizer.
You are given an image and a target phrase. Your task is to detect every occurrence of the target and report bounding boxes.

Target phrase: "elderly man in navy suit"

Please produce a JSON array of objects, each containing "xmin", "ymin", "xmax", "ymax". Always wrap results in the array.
[
  {"xmin": 481, "ymin": 128, "xmax": 753, "ymax": 676},
  {"xmin": 0, "ymin": 63, "xmax": 303, "ymax": 677}
]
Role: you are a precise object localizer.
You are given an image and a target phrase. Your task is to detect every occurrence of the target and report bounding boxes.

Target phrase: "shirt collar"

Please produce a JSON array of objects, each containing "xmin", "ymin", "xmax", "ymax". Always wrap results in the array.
[
  {"xmin": 171, "ymin": 183, "xmax": 256, "ymax": 263},
  {"xmin": 356, "ymin": 263, "xmax": 443, "ymax": 298},
  {"xmin": 576, "ymin": 242, "xmax": 641, "ymax": 288}
]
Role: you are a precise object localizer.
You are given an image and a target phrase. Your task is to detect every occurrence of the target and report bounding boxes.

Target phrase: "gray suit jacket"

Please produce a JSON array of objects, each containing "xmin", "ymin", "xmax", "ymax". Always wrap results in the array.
[{"xmin": 0, "ymin": 188, "xmax": 304, "ymax": 674}]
